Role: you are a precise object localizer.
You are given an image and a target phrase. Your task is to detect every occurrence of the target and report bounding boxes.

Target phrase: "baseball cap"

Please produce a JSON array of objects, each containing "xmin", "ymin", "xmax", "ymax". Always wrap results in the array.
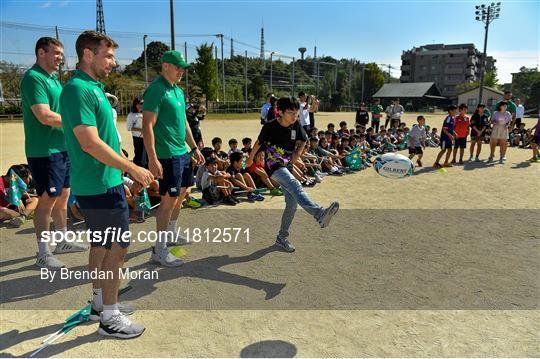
[{"xmin": 161, "ymin": 50, "xmax": 191, "ymax": 69}]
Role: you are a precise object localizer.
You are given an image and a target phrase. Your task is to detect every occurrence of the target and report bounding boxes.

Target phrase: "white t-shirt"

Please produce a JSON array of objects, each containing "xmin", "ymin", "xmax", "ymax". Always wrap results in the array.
[
  {"xmin": 516, "ymin": 104, "xmax": 525, "ymax": 119},
  {"xmin": 112, "ymin": 108, "xmax": 121, "ymax": 142},
  {"xmin": 299, "ymin": 102, "xmax": 310, "ymax": 127},
  {"xmin": 127, "ymin": 112, "xmax": 144, "ymax": 138}
]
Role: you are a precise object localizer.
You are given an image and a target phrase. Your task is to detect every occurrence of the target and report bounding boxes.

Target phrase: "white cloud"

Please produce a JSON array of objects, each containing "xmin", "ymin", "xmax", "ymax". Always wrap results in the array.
[
  {"xmin": 40, "ymin": 1, "xmax": 52, "ymax": 8},
  {"xmin": 58, "ymin": 1, "xmax": 71, "ymax": 7}
]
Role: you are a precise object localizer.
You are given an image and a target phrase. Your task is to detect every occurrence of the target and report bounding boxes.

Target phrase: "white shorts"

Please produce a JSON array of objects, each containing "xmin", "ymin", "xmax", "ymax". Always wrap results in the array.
[{"xmin": 491, "ymin": 126, "xmax": 508, "ymax": 140}]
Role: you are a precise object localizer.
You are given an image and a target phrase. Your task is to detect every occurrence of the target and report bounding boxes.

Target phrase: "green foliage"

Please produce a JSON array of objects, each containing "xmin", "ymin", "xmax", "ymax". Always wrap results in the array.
[
  {"xmin": 124, "ymin": 41, "xmax": 170, "ymax": 78},
  {"xmin": 511, "ymin": 66, "xmax": 540, "ymax": 107},
  {"xmin": 193, "ymin": 43, "xmax": 217, "ymax": 101}
]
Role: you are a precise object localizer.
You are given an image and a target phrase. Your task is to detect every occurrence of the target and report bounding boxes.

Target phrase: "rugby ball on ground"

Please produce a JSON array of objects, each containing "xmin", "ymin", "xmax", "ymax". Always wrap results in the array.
[{"xmin": 374, "ymin": 153, "xmax": 414, "ymax": 179}]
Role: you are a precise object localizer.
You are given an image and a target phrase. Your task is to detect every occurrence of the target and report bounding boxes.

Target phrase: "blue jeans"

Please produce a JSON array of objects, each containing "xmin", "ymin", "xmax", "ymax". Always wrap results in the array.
[{"xmin": 271, "ymin": 167, "xmax": 324, "ymax": 241}]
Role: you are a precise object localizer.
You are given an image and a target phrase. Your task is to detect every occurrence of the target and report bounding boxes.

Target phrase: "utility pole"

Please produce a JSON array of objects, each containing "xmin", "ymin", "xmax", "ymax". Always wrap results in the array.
[
  {"xmin": 214, "ymin": 44, "xmax": 219, "ymax": 101},
  {"xmin": 169, "ymin": 0, "xmax": 175, "ymax": 49},
  {"xmin": 143, "ymin": 35, "xmax": 148, "ymax": 87},
  {"xmin": 55, "ymin": 26, "xmax": 63, "ymax": 84},
  {"xmin": 184, "ymin": 41, "xmax": 188, "ymax": 98},
  {"xmin": 270, "ymin": 52, "xmax": 274, "ymax": 92},
  {"xmin": 219, "ymin": 34, "xmax": 225, "ymax": 101},
  {"xmin": 348, "ymin": 63, "xmax": 352, "ymax": 106},
  {"xmin": 244, "ymin": 50, "xmax": 248, "ymax": 112},
  {"xmin": 292, "ymin": 57, "xmax": 295, "ymax": 95}
]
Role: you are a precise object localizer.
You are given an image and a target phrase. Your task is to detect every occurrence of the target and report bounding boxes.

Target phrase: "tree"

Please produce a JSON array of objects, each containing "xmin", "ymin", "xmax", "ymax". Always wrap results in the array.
[
  {"xmin": 511, "ymin": 66, "xmax": 540, "ymax": 106},
  {"xmin": 193, "ymin": 43, "xmax": 217, "ymax": 102},
  {"xmin": 248, "ymin": 75, "xmax": 267, "ymax": 101},
  {"xmin": 124, "ymin": 41, "xmax": 170, "ymax": 79},
  {"xmin": 483, "ymin": 68, "xmax": 499, "ymax": 88}
]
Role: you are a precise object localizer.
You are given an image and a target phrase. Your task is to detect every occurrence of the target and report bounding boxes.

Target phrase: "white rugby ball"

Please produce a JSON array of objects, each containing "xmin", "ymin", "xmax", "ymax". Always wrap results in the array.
[{"xmin": 374, "ymin": 153, "xmax": 414, "ymax": 179}]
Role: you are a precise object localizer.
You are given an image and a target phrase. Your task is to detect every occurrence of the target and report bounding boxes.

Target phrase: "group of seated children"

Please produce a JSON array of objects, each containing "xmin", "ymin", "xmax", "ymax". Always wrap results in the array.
[{"xmin": 0, "ymin": 164, "xmax": 39, "ymax": 228}]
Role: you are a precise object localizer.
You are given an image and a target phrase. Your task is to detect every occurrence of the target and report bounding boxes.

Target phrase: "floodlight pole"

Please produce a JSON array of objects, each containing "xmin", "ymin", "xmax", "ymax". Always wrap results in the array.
[{"xmin": 475, "ymin": 2, "xmax": 501, "ymax": 105}]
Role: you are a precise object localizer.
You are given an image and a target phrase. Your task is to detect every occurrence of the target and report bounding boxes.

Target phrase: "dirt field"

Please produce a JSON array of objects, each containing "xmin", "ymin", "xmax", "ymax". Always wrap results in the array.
[{"xmin": 1, "ymin": 112, "xmax": 539, "ymax": 357}]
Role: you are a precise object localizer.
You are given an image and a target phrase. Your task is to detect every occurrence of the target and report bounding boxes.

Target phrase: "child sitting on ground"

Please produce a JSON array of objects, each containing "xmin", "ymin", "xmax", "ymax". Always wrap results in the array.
[
  {"xmin": 211, "ymin": 137, "xmax": 229, "ymax": 170},
  {"xmin": 337, "ymin": 121, "xmax": 350, "ymax": 138},
  {"xmin": 241, "ymin": 137, "xmax": 252, "ymax": 154},
  {"xmin": 226, "ymin": 152, "xmax": 264, "ymax": 201},
  {"xmin": 0, "ymin": 164, "xmax": 38, "ymax": 227},
  {"xmin": 228, "ymin": 138, "xmax": 242, "ymax": 155},
  {"xmin": 247, "ymin": 150, "xmax": 283, "ymax": 195},
  {"xmin": 200, "ymin": 158, "xmax": 237, "ymax": 206}
]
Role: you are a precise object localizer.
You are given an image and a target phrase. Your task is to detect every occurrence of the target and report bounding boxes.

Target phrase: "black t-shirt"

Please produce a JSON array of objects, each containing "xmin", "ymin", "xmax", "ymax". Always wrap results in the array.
[
  {"xmin": 226, "ymin": 165, "xmax": 240, "ymax": 176},
  {"xmin": 470, "ymin": 113, "xmax": 489, "ymax": 136},
  {"xmin": 257, "ymin": 119, "xmax": 308, "ymax": 174},
  {"xmin": 214, "ymin": 150, "xmax": 228, "ymax": 160},
  {"xmin": 356, "ymin": 110, "xmax": 369, "ymax": 126}
]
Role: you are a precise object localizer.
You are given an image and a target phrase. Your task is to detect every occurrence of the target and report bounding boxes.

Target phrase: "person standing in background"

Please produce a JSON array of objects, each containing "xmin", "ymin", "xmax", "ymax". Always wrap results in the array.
[
  {"xmin": 126, "ymin": 97, "xmax": 146, "ymax": 167},
  {"xmin": 515, "ymin": 98, "xmax": 525, "ymax": 129}
]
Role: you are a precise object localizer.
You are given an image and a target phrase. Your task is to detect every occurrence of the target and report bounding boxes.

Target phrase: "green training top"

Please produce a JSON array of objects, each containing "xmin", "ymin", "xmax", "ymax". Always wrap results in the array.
[
  {"xmin": 143, "ymin": 75, "xmax": 188, "ymax": 159},
  {"xmin": 60, "ymin": 70, "xmax": 122, "ymax": 195},
  {"xmin": 20, "ymin": 64, "xmax": 66, "ymax": 157},
  {"xmin": 370, "ymin": 104, "xmax": 384, "ymax": 121}
]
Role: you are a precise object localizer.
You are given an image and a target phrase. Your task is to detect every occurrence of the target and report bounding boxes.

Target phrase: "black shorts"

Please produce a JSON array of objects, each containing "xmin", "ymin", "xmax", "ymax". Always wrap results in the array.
[
  {"xmin": 202, "ymin": 185, "xmax": 222, "ymax": 204},
  {"xmin": 408, "ymin": 146, "xmax": 423, "ymax": 155},
  {"xmin": 470, "ymin": 135, "xmax": 483, "ymax": 141},
  {"xmin": 158, "ymin": 153, "xmax": 192, "ymax": 196},
  {"xmin": 454, "ymin": 137, "xmax": 467, "ymax": 149},
  {"xmin": 534, "ymin": 135, "xmax": 540, "ymax": 146},
  {"xmin": 27, "ymin": 152, "xmax": 70, "ymax": 197},
  {"xmin": 75, "ymin": 184, "xmax": 130, "ymax": 249},
  {"xmin": 440, "ymin": 138, "xmax": 453, "ymax": 149}
]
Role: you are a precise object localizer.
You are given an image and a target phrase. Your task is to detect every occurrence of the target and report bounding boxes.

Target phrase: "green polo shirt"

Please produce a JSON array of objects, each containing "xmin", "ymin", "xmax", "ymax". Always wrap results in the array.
[
  {"xmin": 20, "ymin": 64, "xmax": 66, "ymax": 157},
  {"xmin": 370, "ymin": 104, "xmax": 383, "ymax": 121},
  {"xmin": 60, "ymin": 70, "xmax": 122, "ymax": 195},
  {"xmin": 143, "ymin": 75, "xmax": 188, "ymax": 159},
  {"xmin": 497, "ymin": 100, "xmax": 516, "ymax": 114}
]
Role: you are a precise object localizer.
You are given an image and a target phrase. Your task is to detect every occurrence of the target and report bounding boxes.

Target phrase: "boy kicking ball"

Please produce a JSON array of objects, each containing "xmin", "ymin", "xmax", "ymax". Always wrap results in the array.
[
  {"xmin": 247, "ymin": 96, "xmax": 339, "ymax": 253},
  {"xmin": 434, "ymin": 105, "xmax": 458, "ymax": 168}
]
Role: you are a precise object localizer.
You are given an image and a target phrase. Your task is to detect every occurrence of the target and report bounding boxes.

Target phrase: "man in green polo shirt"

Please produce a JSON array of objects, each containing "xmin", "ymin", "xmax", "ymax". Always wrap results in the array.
[
  {"xmin": 20, "ymin": 37, "xmax": 87, "ymax": 271},
  {"xmin": 497, "ymin": 90, "xmax": 517, "ymax": 129},
  {"xmin": 143, "ymin": 50, "xmax": 204, "ymax": 267},
  {"xmin": 370, "ymin": 98, "xmax": 383, "ymax": 133},
  {"xmin": 61, "ymin": 30, "xmax": 153, "ymax": 339}
]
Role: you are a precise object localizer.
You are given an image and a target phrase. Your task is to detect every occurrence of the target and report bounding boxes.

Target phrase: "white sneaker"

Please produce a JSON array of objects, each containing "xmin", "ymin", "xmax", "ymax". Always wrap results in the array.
[
  {"xmin": 98, "ymin": 313, "xmax": 145, "ymax": 339},
  {"xmin": 500, "ymin": 156, "xmax": 507, "ymax": 163},
  {"xmin": 318, "ymin": 202, "xmax": 340, "ymax": 228},
  {"xmin": 150, "ymin": 246, "xmax": 184, "ymax": 267},
  {"xmin": 54, "ymin": 241, "xmax": 88, "ymax": 253},
  {"xmin": 487, "ymin": 156, "xmax": 494, "ymax": 163},
  {"xmin": 313, "ymin": 173, "xmax": 322, "ymax": 183},
  {"xmin": 35, "ymin": 252, "xmax": 65, "ymax": 270},
  {"xmin": 166, "ymin": 230, "xmax": 190, "ymax": 246}
]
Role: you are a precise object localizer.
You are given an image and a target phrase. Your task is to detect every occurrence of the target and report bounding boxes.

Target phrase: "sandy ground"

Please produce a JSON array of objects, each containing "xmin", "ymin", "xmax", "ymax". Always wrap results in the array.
[{"xmin": 1, "ymin": 112, "xmax": 539, "ymax": 357}]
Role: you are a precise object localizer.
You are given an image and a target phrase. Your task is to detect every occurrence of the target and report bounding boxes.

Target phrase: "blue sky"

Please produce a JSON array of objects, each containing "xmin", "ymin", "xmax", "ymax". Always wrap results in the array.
[{"xmin": 1, "ymin": 0, "xmax": 538, "ymax": 83}]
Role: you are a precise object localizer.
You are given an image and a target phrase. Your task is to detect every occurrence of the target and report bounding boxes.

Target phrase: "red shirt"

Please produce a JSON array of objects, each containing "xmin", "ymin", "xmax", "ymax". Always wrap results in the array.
[
  {"xmin": 0, "ymin": 177, "xmax": 10, "ymax": 208},
  {"xmin": 454, "ymin": 114, "xmax": 470, "ymax": 138},
  {"xmin": 248, "ymin": 162, "xmax": 264, "ymax": 174}
]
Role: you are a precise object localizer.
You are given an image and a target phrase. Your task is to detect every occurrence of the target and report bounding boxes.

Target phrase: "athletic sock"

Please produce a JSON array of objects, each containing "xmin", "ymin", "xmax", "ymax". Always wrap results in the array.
[
  {"xmin": 92, "ymin": 288, "xmax": 103, "ymax": 310},
  {"xmin": 101, "ymin": 304, "xmax": 120, "ymax": 322},
  {"xmin": 155, "ymin": 231, "xmax": 168, "ymax": 253},
  {"xmin": 55, "ymin": 227, "xmax": 68, "ymax": 245},
  {"xmin": 37, "ymin": 239, "xmax": 51, "ymax": 256},
  {"xmin": 167, "ymin": 219, "xmax": 177, "ymax": 233}
]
